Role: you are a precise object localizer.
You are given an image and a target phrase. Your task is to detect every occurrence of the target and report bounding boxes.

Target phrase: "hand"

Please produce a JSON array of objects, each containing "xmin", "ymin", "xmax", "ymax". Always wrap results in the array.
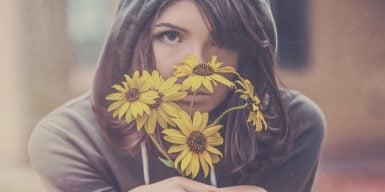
[
  {"xmin": 221, "ymin": 185, "xmax": 267, "ymax": 192},
  {"xmin": 129, "ymin": 176, "xmax": 221, "ymax": 192}
]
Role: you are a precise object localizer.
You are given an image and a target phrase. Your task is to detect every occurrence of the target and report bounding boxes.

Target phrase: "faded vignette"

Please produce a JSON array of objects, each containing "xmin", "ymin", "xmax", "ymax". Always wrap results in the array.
[{"xmin": 1, "ymin": 0, "xmax": 384, "ymax": 191}]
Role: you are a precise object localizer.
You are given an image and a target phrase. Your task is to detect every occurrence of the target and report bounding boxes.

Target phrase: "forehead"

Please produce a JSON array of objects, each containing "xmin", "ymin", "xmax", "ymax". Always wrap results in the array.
[{"xmin": 154, "ymin": 0, "xmax": 209, "ymax": 28}]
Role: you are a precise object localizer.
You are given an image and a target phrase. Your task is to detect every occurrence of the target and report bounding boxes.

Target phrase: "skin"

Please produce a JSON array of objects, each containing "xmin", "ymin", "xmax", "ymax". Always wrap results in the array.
[
  {"xmin": 152, "ymin": 0, "xmax": 238, "ymax": 113},
  {"xmin": 129, "ymin": 176, "xmax": 267, "ymax": 192},
  {"xmin": 130, "ymin": 1, "xmax": 266, "ymax": 192},
  {"xmin": 129, "ymin": 177, "xmax": 220, "ymax": 192}
]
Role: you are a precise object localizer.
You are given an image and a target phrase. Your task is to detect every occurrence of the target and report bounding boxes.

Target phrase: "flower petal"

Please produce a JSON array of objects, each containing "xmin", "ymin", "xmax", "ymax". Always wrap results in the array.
[
  {"xmin": 173, "ymin": 119, "xmax": 190, "ymax": 136},
  {"xmin": 112, "ymin": 84, "xmax": 127, "ymax": 92},
  {"xmin": 145, "ymin": 111, "xmax": 157, "ymax": 134},
  {"xmin": 247, "ymin": 111, "xmax": 255, "ymax": 123},
  {"xmin": 208, "ymin": 55, "xmax": 218, "ymax": 66},
  {"xmin": 175, "ymin": 148, "xmax": 189, "ymax": 168},
  {"xmin": 156, "ymin": 111, "xmax": 168, "ymax": 129},
  {"xmin": 168, "ymin": 144, "xmax": 187, "ymax": 153},
  {"xmin": 211, "ymin": 74, "xmax": 235, "ymax": 88},
  {"xmin": 202, "ymin": 151, "xmax": 213, "ymax": 167},
  {"xmin": 139, "ymin": 91, "xmax": 158, "ymax": 104},
  {"xmin": 157, "ymin": 106, "xmax": 175, "ymax": 126},
  {"xmin": 217, "ymin": 66, "xmax": 237, "ymax": 74},
  {"xmin": 106, "ymin": 93, "xmax": 126, "ymax": 101},
  {"xmin": 202, "ymin": 78, "xmax": 214, "ymax": 93},
  {"xmin": 185, "ymin": 55, "xmax": 199, "ymax": 67},
  {"xmin": 112, "ymin": 107, "xmax": 120, "ymax": 118},
  {"xmin": 133, "ymin": 71, "xmax": 140, "ymax": 80},
  {"xmin": 118, "ymin": 102, "xmax": 130, "ymax": 120},
  {"xmin": 124, "ymin": 74, "xmax": 134, "ymax": 89},
  {"xmin": 136, "ymin": 115, "xmax": 147, "ymax": 131},
  {"xmin": 199, "ymin": 153, "xmax": 209, "ymax": 177},
  {"xmin": 191, "ymin": 76, "xmax": 204, "ymax": 91},
  {"xmin": 191, "ymin": 153, "xmax": 200, "ymax": 178},
  {"xmin": 181, "ymin": 151, "xmax": 193, "ymax": 172},
  {"xmin": 184, "ymin": 163, "xmax": 192, "ymax": 177},
  {"xmin": 206, "ymin": 146, "xmax": 223, "ymax": 158},
  {"xmin": 125, "ymin": 112, "xmax": 133, "ymax": 124},
  {"xmin": 159, "ymin": 77, "xmax": 177, "ymax": 92},
  {"xmin": 207, "ymin": 136, "xmax": 223, "ymax": 146},
  {"xmin": 139, "ymin": 78, "xmax": 153, "ymax": 91},
  {"xmin": 202, "ymin": 125, "xmax": 222, "ymax": 137},
  {"xmin": 162, "ymin": 91, "xmax": 187, "ymax": 102},
  {"xmin": 179, "ymin": 110, "xmax": 193, "ymax": 130},
  {"xmin": 162, "ymin": 102, "xmax": 181, "ymax": 117},
  {"xmin": 131, "ymin": 102, "xmax": 145, "ymax": 118},
  {"xmin": 107, "ymin": 100, "xmax": 125, "ymax": 112},
  {"xmin": 164, "ymin": 136, "xmax": 186, "ymax": 144},
  {"xmin": 198, "ymin": 113, "xmax": 209, "ymax": 132},
  {"xmin": 181, "ymin": 76, "xmax": 195, "ymax": 91},
  {"xmin": 162, "ymin": 129, "xmax": 186, "ymax": 139},
  {"xmin": 192, "ymin": 111, "xmax": 202, "ymax": 131}
]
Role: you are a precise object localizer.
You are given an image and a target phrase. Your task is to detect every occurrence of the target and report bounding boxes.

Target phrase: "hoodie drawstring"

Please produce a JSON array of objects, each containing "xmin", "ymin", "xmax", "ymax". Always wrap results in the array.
[{"xmin": 141, "ymin": 142, "xmax": 150, "ymax": 185}]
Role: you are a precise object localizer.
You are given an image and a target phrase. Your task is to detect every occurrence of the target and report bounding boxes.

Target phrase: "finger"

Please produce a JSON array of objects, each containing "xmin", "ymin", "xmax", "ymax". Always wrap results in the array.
[
  {"xmin": 168, "ymin": 177, "xmax": 221, "ymax": 192},
  {"xmin": 221, "ymin": 185, "xmax": 267, "ymax": 192}
]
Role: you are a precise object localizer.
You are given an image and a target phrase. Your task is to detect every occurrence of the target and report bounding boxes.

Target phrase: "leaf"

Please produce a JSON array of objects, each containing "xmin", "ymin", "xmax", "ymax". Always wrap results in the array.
[{"xmin": 159, "ymin": 157, "xmax": 175, "ymax": 168}]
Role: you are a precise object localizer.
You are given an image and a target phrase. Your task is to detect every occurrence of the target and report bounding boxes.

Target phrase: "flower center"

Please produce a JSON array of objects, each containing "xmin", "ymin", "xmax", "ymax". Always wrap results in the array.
[
  {"xmin": 193, "ymin": 64, "xmax": 214, "ymax": 76},
  {"xmin": 149, "ymin": 93, "xmax": 163, "ymax": 108},
  {"xmin": 126, "ymin": 88, "xmax": 140, "ymax": 101},
  {"xmin": 187, "ymin": 131, "xmax": 207, "ymax": 153}
]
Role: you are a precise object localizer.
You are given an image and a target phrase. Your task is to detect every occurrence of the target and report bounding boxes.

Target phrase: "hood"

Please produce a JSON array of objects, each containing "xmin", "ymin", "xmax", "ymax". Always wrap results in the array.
[{"xmin": 91, "ymin": 0, "xmax": 277, "ymax": 109}]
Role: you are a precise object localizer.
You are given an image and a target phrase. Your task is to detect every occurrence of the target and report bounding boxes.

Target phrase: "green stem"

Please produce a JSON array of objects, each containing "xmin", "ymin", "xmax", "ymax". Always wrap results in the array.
[
  {"xmin": 210, "ymin": 103, "xmax": 248, "ymax": 126},
  {"xmin": 148, "ymin": 134, "xmax": 184, "ymax": 176},
  {"xmin": 148, "ymin": 134, "xmax": 171, "ymax": 162}
]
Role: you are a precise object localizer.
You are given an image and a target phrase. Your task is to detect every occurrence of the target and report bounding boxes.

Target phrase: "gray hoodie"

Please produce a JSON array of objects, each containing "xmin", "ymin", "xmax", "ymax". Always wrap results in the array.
[{"xmin": 28, "ymin": 0, "xmax": 325, "ymax": 192}]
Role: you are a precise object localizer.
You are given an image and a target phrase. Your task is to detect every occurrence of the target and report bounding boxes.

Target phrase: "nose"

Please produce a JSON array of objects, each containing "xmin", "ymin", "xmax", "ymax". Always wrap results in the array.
[{"xmin": 189, "ymin": 41, "xmax": 213, "ymax": 64}]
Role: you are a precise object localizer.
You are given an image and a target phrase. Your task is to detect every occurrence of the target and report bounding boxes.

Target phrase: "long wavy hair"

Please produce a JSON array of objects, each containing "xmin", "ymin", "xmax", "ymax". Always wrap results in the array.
[{"xmin": 93, "ymin": 0, "xmax": 291, "ymax": 174}]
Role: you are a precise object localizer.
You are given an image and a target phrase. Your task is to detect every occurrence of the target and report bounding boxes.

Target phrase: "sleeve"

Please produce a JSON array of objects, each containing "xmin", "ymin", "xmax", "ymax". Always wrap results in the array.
[
  {"xmin": 246, "ymin": 94, "xmax": 326, "ymax": 192},
  {"xmin": 28, "ymin": 122, "xmax": 119, "ymax": 192}
]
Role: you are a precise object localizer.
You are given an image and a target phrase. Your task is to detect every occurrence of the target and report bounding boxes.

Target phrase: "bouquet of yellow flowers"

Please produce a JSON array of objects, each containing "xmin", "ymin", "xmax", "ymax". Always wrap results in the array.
[{"xmin": 106, "ymin": 55, "xmax": 267, "ymax": 178}]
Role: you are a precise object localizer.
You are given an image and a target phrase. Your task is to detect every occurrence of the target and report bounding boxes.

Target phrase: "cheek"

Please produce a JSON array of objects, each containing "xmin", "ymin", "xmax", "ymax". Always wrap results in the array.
[
  {"xmin": 153, "ymin": 43, "xmax": 173, "ymax": 77},
  {"xmin": 155, "ymin": 59, "xmax": 174, "ymax": 78},
  {"xmin": 211, "ymin": 84, "xmax": 231, "ymax": 104},
  {"xmin": 215, "ymin": 49, "xmax": 239, "ymax": 69},
  {"xmin": 153, "ymin": 42, "xmax": 188, "ymax": 78}
]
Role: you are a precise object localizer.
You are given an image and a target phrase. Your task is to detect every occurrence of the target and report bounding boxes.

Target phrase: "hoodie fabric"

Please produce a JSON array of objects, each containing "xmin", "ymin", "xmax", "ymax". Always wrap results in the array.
[{"xmin": 28, "ymin": 1, "xmax": 325, "ymax": 192}]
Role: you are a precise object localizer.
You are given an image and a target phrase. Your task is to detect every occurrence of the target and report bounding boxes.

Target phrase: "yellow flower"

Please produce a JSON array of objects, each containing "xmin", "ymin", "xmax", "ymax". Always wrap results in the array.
[
  {"xmin": 248, "ymin": 110, "xmax": 266, "ymax": 132},
  {"xmin": 162, "ymin": 111, "xmax": 223, "ymax": 178},
  {"xmin": 235, "ymin": 78, "xmax": 267, "ymax": 132},
  {"xmin": 173, "ymin": 55, "xmax": 236, "ymax": 93},
  {"xmin": 105, "ymin": 71, "xmax": 159, "ymax": 124},
  {"xmin": 135, "ymin": 71, "xmax": 187, "ymax": 134}
]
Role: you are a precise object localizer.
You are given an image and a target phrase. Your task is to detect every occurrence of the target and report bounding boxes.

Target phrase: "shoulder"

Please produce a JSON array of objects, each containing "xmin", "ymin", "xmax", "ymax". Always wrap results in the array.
[
  {"xmin": 28, "ymin": 92, "xmax": 103, "ymax": 147},
  {"xmin": 280, "ymin": 88, "xmax": 326, "ymax": 142},
  {"xmin": 249, "ymin": 90, "xmax": 326, "ymax": 192},
  {"xmin": 27, "ymin": 92, "xmax": 113, "ymax": 185}
]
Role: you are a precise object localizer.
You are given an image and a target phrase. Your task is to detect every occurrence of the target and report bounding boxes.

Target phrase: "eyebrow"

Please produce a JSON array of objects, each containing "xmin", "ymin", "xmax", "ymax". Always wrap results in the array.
[{"xmin": 153, "ymin": 23, "xmax": 188, "ymax": 33}]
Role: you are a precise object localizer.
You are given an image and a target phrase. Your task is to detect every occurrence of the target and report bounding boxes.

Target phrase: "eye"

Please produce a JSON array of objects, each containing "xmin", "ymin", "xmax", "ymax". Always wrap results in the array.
[{"xmin": 157, "ymin": 30, "xmax": 182, "ymax": 44}]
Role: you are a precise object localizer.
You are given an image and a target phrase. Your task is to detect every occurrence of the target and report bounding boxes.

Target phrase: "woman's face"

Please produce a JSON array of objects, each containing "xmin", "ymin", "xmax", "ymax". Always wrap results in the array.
[{"xmin": 151, "ymin": 0, "xmax": 239, "ymax": 112}]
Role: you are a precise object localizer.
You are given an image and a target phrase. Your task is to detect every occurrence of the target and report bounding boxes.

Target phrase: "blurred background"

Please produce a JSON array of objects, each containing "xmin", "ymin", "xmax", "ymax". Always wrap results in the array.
[{"xmin": 0, "ymin": 0, "xmax": 384, "ymax": 191}]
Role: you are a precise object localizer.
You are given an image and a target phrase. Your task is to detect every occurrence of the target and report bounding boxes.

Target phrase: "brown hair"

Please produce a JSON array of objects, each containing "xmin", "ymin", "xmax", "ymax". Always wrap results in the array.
[{"xmin": 94, "ymin": 0, "xmax": 291, "ymax": 174}]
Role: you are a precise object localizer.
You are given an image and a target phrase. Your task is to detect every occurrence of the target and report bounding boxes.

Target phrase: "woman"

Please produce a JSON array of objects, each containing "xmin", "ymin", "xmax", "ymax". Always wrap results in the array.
[{"xmin": 28, "ymin": 0, "xmax": 325, "ymax": 192}]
